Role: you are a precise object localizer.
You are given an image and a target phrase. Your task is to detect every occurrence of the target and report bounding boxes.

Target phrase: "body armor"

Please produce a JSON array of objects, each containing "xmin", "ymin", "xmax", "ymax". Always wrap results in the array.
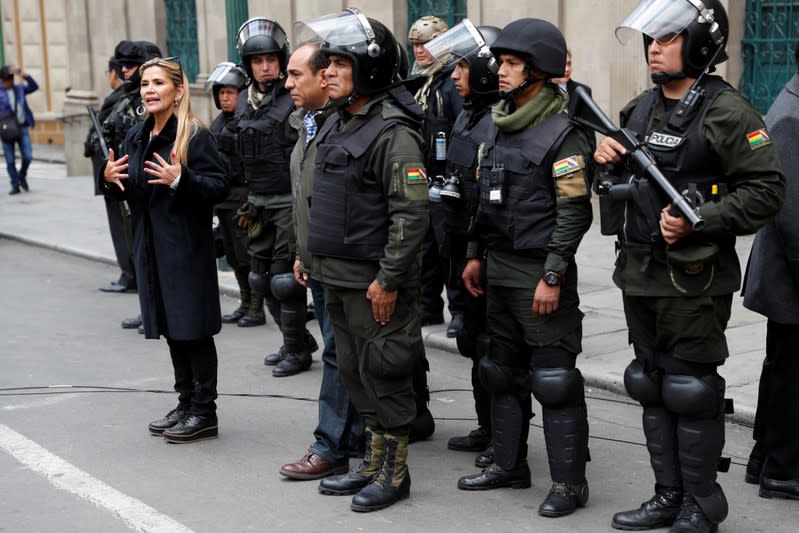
[
  {"xmin": 236, "ymin": 88, "xmax": 294, "ymax": 195},
  {"xmin": 210, "ymin": 112, "xmax": 245, "ymax": 187},
  {"xmin": 621, "ymin": 76, "xmax": 733, "ymax": 244},
  {"xmin": 478, "ymin": 113, "xmax": 572, "ymax": 253},
  {"xmin": 308, "ymin": 110, "xmax": 410, "ymax": 261}
]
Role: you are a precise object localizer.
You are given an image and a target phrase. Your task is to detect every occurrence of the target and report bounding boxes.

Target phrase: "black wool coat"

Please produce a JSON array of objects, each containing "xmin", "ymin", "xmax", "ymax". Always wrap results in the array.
[{"xmin": 100, "ymin": 114, "xmax": 229, "ymax": 339}]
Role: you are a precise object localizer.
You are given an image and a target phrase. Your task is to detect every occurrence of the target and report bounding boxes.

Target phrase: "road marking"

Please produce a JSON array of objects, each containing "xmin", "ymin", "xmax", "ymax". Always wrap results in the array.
[{"xmin": 0, "ymin": 424, "xmax": 195, "ymax": 533}]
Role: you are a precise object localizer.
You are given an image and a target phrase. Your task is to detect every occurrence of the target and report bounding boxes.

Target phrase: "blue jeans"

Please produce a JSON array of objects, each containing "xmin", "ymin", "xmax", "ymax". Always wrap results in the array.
[
  {"xmin": 309, "ymin": 279, "xmax": 364, "ymax": 464},
  {"xmin": 3, "ymin": 125, "xmax": 32, "ymax": 188}
]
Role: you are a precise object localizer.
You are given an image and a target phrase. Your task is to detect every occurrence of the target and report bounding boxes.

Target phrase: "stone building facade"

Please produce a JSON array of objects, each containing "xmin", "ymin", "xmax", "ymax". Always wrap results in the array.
[{"xmin": 1, "ymin": 0, "xmax": 745, "ymax": 175}]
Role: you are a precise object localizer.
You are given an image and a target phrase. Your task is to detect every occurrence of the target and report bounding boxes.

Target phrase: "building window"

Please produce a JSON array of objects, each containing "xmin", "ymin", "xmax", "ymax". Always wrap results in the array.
[
  {"xmin": 740, "ymin": 0, "xmax": 799, "ymax": 113},
  {"xmin": 226, "ymin": 0, "xmax": 249, "ymax": 63},
  {"xmin": 163, "ymin": 0, "xmax": 200, "ymax": 82}
]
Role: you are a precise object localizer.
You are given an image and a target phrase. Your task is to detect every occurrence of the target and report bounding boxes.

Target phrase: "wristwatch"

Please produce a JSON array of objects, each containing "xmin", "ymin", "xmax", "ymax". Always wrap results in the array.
[{"xmin": 542, "ymin": 270, "xmax": 562, "ymax": 287}]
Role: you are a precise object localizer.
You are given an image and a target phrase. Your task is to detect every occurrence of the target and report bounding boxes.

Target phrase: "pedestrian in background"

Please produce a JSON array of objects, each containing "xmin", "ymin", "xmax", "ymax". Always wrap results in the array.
[
  {"xmin": 741, "ymin": 40, "xmax": 799, "ymax": 502},
  {"xmin": 0, "ymin": 65, "xmax": 38, "ymax": 195},
  {"xmin": 101, "ymin": 57, "xmax": 229, "ymax": 443}
]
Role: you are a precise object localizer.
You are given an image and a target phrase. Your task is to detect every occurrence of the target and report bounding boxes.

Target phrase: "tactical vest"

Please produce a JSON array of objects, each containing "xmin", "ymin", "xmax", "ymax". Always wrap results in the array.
[
  {"xmin": 622, "ymin": 76, "xmax": 733, "ymax": 245},
  {"xmin": 237, "ymin": 89, "xmax": 294, "ymax": 195},
  {"xmin": 443, "ymin": 107, "xmax": 493, "ymax": 238},
  {"xmin": 478, "ymin": 113, "xmax": 573, "ymax": 253},
  {"xmin": 103, "ymin": 89, "xmax": 145, "ymax": 153},
  {"xmin": 307, "ymin": 108, "xmax": 408, "ymax": 261},
  {"xmin": 210, "ymin": 113, "xmax": 245, "ymax": 186}
]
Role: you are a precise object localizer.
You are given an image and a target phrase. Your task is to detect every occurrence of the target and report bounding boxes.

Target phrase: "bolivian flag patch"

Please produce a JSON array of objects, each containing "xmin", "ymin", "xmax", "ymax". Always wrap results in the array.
[
  {"xmin": 406, "ymin": 167, "xmax": 427, "ymax": 185},
  {"xmin": 553, "ymin": 156, "xmax": 582, "ymax": 177},
  {"xmin": 746, "ymin": 129, "xmax": 771, "ymax": 150}
]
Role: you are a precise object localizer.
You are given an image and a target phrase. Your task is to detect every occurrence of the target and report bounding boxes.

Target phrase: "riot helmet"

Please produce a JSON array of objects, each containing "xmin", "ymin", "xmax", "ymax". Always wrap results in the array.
[
  {"xmin": 490, "ymin": 18, "xmax": 567, "ymax": 78},
  {"xmin": 616, "ymin": 0, "xmax": 728, "ymax": 80},
  {"xmin": 236, "ymin": 17, "xmax": 289, "ymax": 79},
  {"xmin": 205, "ymin": 62, "xmax": 248, "ymax": 109},
  {"xmin": 296, "ymin": 9, "xmax": 400, "ymax": 98},
  {"xmin": 424, "ymin": 19, "xmax": 500, "ymax": 96}
]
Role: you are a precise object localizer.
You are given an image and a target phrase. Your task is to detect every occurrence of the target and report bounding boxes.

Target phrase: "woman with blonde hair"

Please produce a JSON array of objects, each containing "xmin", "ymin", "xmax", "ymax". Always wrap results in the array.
[{"xmin": 102, "ymin": 57, "xmax": 229, "ymax": 443}]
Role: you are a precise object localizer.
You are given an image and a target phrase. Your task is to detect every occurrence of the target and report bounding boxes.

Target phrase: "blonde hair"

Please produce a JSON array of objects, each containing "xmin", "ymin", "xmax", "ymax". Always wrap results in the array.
[{"xmin": 140, "ymin": 58, "xmax": 205, "ymax": 165}]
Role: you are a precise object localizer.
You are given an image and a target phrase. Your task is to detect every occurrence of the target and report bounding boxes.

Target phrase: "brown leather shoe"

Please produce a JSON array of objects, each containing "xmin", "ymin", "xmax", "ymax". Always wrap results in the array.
[{"xmin": 280, "ymin": 452, "xmax": 349, "ymax": 480}]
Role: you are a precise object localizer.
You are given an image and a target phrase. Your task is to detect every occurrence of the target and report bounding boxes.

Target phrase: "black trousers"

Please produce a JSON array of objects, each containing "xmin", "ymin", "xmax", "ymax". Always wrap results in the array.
[
  {"xmin": 166, "ymin": 337, "xmax": 218, "ymax": 416},
  {"xmin": 753, "ymin": 320, "xmax": 799, "ymax": 479}
]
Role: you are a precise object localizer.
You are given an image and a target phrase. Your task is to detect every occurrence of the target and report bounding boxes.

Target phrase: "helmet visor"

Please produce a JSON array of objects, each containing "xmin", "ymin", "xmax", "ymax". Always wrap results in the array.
[
  {"xmin": 204, "ymin": 62, "xmax": 245, "ymax": 92},
  {"xmin": 294, "ymin": 9, "xmax": 372, "ymax": 48},
  {"xmin": 423, "ymin": 18, "xmax": 485, "ymax": 68},
  {"xmin": 237, "ymin": 18, "xmax": 287, "ymax": 51},
  {"xmin": 616, "ymin": 0, "xmax": 699, "ymax": 45}
]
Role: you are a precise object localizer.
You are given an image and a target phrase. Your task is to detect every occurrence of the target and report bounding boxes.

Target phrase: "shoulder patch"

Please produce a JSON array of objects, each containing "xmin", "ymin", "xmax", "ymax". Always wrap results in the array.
[
  {"xmin": 552, "ymin": 155, "xmax": 584, "ymax": 177},
  {"xmin": 746, "ymin": 129, "xmax": 771, "ymax": 150},
  {"xmin": 406, "ymin": 166, "xmax": 427, "ymax": 185}
]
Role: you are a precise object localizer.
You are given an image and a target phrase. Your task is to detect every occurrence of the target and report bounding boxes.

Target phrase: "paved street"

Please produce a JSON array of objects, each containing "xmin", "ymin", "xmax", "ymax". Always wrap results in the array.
[
  {"xmin": 0, "ymin": 236, "xmax": 793, "ymax": 532},
  {"xmin": 0, "ymin": 154, "xmax": 794, "ymax": 531}
]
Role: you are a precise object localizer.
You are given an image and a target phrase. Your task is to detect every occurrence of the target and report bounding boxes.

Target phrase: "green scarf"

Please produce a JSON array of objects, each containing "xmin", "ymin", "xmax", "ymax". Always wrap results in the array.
[{"xmin": 492, "ymin": 84, "xmax": 567, "ymax": 133}]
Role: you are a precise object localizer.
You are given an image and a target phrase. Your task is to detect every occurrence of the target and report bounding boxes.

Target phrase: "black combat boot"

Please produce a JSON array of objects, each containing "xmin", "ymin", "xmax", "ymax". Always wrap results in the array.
[
  {"xmin": 223, "ymin": 270, "xmax": 250, "ymax": 323},
  {"xmin": 612, "ymin": 403, "xmax": 684, "ymax": 530},
  {"xmin": 612, "ymin": 485, "xmax": 684, "ymax": 530},
  {"xmin": 538, "ymin": 406, "xmax": 590, "ymax": 517},
  {"xmin": 237, "ymin": 288, "xmax": 266, "ymax": 327},
  {"xmin": 457, "ymin": 461, "xmax": 531, "ymax": 490},
  {"xmin": 351, "ymin": 432, "xmax": 411, "ymax": 512},
  {"xmin": 320, "ymin": 427, "xmax": 385, "ymax": 495},
  {"xmin": 448, "ymin": 425, "xmax": 491, "ymax": 452},
  {"xmin": 670, "ymin": 493, "xmax": 722, "ymax": 533}
]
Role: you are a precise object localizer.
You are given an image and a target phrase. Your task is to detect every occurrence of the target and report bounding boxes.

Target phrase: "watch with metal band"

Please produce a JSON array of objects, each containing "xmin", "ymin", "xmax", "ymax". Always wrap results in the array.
[{"xmin": 543, "ymin": 270, "xmax": 562, "ymax": 287}]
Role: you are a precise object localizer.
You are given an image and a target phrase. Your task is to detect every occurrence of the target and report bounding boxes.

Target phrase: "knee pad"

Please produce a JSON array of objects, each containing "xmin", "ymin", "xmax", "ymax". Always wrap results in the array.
[
  {"xmin": 248, "ymin": 270, "xmax": 269, "ymax": 293},
  {"xmin": 624, "ymin": 359, "xmax": 662, "ymax": 406},
  {"xmin": 662, "ymin": 374, "xmax": 725, "ymax": 418},
  {"xmin": 270, "ymin": 272, "xmax": 306, "ymax": 303},
  {"xmin": 530, "ymin": 368, "xmax": 583, "ymax": 409},
  {"xmin": 478, "ymin": 357, "xmax": 516, "ymax": 394}
]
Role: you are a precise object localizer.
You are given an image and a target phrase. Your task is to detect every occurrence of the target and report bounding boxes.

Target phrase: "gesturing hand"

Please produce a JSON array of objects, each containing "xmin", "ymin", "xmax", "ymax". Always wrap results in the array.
[
  {"xmin": 144, "ymin": 151, "xmax": 181, "ymax": 187},
  {"xmin": 103, "ymin": 148, "xmax": 129, "ymax": 191}
]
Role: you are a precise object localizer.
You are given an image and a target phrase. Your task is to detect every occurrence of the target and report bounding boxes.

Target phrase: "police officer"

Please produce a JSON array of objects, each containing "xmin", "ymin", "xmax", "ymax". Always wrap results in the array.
[
  {"xmin": 234, "ymin": 18, "xmax": 317, "ymax": 376},
  {"xmin": 205, "ymin": 62, "xmax": 250, "ymax": 324},
  {"xmin": 423, "ymin": 19, "xmax": 500, "ymax": 460},
  {"xmin": 455, "ymin": 19, "xmax": 594, "ymax": 519},
  {"xmin": 299, "ymin": 8, "xmax": 428, "ymax": 512},
  {"xmin": 593, "ymin": 1, "xmax": 785, "ymax": 531},
  {"xmin": 107, "ymin": 40, "xmax": 162, "ymax": 332},
  {"xmin": 87, "ymin": 56, "xmax": 135, "ymax": 294},
  {"xmin": 409, "ymin": 15, "xmax": 466, "ymax": 338}
]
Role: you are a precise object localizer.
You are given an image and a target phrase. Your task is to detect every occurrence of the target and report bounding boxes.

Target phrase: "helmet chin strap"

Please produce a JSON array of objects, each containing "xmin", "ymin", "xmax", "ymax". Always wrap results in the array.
[
  {"xmin": 323, "ymin": 90, "xmax": 360, "ymax": 111},
  {"xmin": 651, "ymin": 71, "xmax": 687, "ymax": 85},
  {"xmin": 499, "ymin": 67, "xmax": 546, "ymax": 102}
]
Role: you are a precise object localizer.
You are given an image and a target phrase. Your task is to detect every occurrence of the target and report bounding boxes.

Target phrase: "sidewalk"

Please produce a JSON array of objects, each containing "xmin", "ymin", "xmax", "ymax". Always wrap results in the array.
[{"xmin": 1, "ymin": 146, "xmax": 766, "ymax": 425}]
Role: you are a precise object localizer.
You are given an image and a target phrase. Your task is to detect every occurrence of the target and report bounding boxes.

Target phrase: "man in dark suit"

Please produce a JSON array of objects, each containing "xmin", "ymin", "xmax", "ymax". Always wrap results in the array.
[{"xmin": 741, "ymin": 41, "xmax": 799, "ymax": 501}]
